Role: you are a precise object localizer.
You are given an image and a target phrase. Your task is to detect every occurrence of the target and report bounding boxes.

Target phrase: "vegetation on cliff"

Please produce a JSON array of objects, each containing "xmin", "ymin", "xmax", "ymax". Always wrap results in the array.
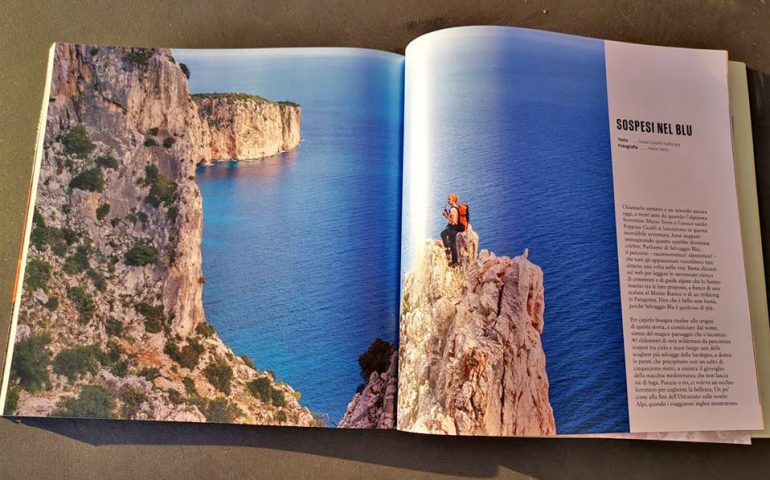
[
  {"xmin": 338, "ymin": 339, "xmax": 397, "ymax": 429},
  {"xmin": 191, "ymin": 92, "xmax": 271, "ymax": 103},
  {"xmin": 6, "ymin": 44, "xmax": 313, "ymax": 426}
]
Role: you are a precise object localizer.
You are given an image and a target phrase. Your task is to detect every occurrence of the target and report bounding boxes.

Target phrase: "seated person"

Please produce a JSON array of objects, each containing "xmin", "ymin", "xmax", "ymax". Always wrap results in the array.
[{"xmin": 441, "ymin": 193, "xmax": 465, "ymax": 266}]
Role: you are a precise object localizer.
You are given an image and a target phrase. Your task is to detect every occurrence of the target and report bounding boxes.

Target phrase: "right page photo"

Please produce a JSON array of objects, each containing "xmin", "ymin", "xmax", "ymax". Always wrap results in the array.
[{"xmin": 398, "ymin": 26, "xmax": 763, "ymax": 436}]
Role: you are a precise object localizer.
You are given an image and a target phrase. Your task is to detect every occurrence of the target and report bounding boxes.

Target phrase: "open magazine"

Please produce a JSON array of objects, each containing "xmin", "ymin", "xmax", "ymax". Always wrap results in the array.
[{"xmin": 1, "ymin": 26, "xmax": 767, "ymax": 443}]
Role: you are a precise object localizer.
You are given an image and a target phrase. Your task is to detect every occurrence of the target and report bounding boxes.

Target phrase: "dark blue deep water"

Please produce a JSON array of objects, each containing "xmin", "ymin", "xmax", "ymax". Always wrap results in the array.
[
  {"xmin": 174, "ymin": 50, "xmax": 403, "ymax": 423},
  {"xmin": 401, "ymin": 29, "xmax": 629, "ymax": 433}
]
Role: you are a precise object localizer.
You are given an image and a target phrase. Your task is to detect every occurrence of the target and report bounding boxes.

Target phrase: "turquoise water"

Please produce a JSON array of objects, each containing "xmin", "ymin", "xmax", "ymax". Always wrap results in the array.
[
  {"xmin": 401, "ymin": 28, "xmax": 629, "ymax": 433},
  {"xmin": 176, "ymin": 49, "xmax": 404, "ymax": 423},
  {"xmin": 178, "ymin": 33, "xmax": 631, "ymax": 433}
]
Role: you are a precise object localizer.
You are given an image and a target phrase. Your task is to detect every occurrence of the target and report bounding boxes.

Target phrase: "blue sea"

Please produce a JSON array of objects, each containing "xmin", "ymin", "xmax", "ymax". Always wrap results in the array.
[
  {"xmin": 401, "ymin": 28, "xmax": 629, "ymax": 433},
  {"xmin": 174, "ymin": 49, "xmax": 404, "ymax": 424}
]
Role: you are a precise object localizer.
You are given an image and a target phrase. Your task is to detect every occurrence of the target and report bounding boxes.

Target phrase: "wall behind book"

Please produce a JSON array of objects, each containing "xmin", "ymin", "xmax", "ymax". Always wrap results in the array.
[{"xmin": 2, "ymin": 1, "xmax": 770, "ymax": 479}]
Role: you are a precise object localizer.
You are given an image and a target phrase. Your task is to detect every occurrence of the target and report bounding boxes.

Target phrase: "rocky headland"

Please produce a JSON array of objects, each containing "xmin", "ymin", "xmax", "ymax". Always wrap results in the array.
[
  {"xmin": 397, "ymin": 226, "xmax": 556, "ymax": 435},
  {"xmin": 5, "ymin": 45, "xmax": 315, "ymax": 425},
  {"xmin": 192, "ymin": 93, "xmax": 301, "ymax": 163},
  {"xmin": 338, "ymin": 351, "xmax": 397, "ymax": 429}
]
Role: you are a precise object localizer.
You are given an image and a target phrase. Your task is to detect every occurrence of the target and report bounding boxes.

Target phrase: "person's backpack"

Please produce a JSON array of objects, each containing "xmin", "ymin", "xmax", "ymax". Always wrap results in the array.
[{"xmin": 457, "ymin": 202, "xmax": 469, "ymax": 229}]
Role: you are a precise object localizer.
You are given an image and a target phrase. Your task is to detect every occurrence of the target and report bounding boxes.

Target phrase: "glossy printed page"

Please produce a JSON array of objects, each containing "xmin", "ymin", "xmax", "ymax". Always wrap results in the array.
[
  {"xmin": 398, "ymin": 26, "xmax": 761, "ymax": 436},
  {"xmin": 2, "ymin": 45, "xmax": 404, "ymax": 429}
]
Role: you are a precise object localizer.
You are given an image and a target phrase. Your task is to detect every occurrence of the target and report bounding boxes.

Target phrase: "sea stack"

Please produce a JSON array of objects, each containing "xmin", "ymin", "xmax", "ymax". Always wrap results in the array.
[{"xmin": 397, "ymin": 226, "xmax": 556, "ymax": 435}]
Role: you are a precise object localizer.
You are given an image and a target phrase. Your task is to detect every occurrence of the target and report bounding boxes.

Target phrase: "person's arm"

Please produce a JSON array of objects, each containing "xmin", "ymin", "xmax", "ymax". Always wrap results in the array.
[{"xmin": 448, "ymin": 207, "xmax": 458, "ymax": 225}]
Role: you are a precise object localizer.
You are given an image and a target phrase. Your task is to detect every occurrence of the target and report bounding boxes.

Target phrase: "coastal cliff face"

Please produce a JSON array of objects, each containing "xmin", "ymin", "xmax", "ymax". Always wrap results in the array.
[
  {"xmin": 193, "ymin": 95, "xmax": 300, "ymax": 162},
  {"xmin": 7, "ymin": 45, "xmax": 313, "ymax": 426},
  {"xmin": 338, "ymin": 352, "xmax": 397, "ymax": 429},
  {"xmin": 398, "ymin": 226, "xmax": 556, "ymax": 435}
]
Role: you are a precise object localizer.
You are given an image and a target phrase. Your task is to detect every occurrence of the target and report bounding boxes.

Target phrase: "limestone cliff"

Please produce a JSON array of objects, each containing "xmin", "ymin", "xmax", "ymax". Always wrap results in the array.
[
  {"xmin": 338, "ymin": 352, "xmax": 397, "ymax": 429},
  {"xmin": 6, "ymin": 45, "xmax": 313, "ymax": 426},
  {"xmin": 193, "ymin": 94, "xmax": 301, "ymax": 162},
  {"xmin": 397, "ymin": 226, "xmax": 556, "ymax": 435}
]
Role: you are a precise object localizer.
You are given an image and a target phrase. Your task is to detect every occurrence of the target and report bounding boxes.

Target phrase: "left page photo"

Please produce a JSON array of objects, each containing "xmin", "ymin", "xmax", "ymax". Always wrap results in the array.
[{"xmin": 0, "ymin": 44, "xmax": 404, "ymax": 428}]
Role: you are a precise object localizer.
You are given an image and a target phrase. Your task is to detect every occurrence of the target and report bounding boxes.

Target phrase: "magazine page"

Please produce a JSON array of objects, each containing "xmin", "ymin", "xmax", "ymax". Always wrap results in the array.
[
  {"xmin": 398, "ymin": 26, "xmax": 763, "ymax": 436},
  {"xmin": 728, "ymin": 61, "xmax": 770, "ymax": 439},
  {"xmin": 0, "ymin": 44, "xmax": 404, "ymax": 428},
  {"xmin": 580, "ymin": 61, "xmax": 770, "ymax": 444}
]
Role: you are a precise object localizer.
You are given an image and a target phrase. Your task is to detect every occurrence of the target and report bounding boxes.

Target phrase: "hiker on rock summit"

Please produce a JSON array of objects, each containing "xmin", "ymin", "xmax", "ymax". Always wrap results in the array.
[{"xmin": 441, "ymin": 193, "xmax": 468, "ymax": 267}]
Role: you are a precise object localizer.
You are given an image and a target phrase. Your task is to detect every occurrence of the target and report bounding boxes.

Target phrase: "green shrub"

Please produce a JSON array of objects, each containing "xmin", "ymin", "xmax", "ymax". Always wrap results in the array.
[
  {"xmin": 358, "ymin": 338, "xmax": 394, "ymax": 381},
  {"xmin": 147, "ymin": 176, "xmax": 176, "ymax": 206},
  {"xmin": 95, "ymin": 154, "xmax": 118, "ymax": 170},
  {"xmin": 96, "ymin": 203, "xmax": 110, "ymax": 221},
  {"xmin": 239, "ymin": 355, "xmax": 254, "ymax": 369},
  {"xmin": 53, "ymin": 344, "xmax": 102, "ymax": 380},
  {"xmin": 51, "ymin": 240, "xmax": 68, "ymax": 258},
  {"xmin": 148, "ymin": 127, "xmax": 159, "ymax": 136},
  {"xmin": 30, "ymin": 223, "xmax": 77, "ymax": 256},
  {"xmin": 311, "ymin": 412, "xmax": 328, "ymax": 428},
  {"xmin": 195, "ymin": 322, "xmax": 216, "ymax": 338},
  {"xmin": 63, "ymin": 246, "xmax": 91, "ymax": 274},
  {"xmin": 270, "ymin": 388, "xmax": 286, "ymax": 407},
  {"xmin": 135, "ymin": 302, "xmax": 165, "ymax": 333},
  {"xmin": 105, "ymin": 317, "xmax": 124, "ymax": 337},
  {"xmin": 124, "ymin": 242, "xmax": 157, "ymax": 266},
  {"xmin": 51, "ymin": 242, "xmax": 67, "ymax": 258},
  {"xmin": 119, "ymin": 387, "xmax": 147, "ymax": 419},
  {"xmin": 123, "ymin": 49, "xmax": 152, "ymax": 66},
  {"xmin": 55, "ymin": 385, "xmax": 116, "ymax": 418},
  {"xmin": 90, "ymin": 47, "xmax": 99, "ymax": 56},
  {"xmin": 274, "ymin": 410, "xmax": 287, "ymax": 423},
  {"xmin": 163, "ymin": 137, "xmax": 176, "ymax": 148},
  {"xmin": 141, "ymin": 165, "xmax": 177, "ymax": 207},
  {"xmin": 246, "ymin": 377, "xmax": 287, "ymax": 407},
  {"xmin": 105, "ymin": 341, "xmax": 129, "ymax": 377},
  {"xmin": 87, "ymin": 269, "xmax": 106, "ymax": 292},
  {"xmin": 192, "ymin": 92, "xmax": 269, "ymax": 103},
  {"xmin": 167, "ymin": 389, "xmax": 182, "ymax": 404},
  {"xmin": 25, "ymin": 258, "xmax": 51, "ymax": 291},
  {"xmin": 166, "ymin": 338, "xmax": 204, "ymax": 370},
  {"xmin": 62, "ymin": 228, "xmax": 78, "ymax": 244},
  {"xmin": 68, "ymin": 286, "xmax": 95, "ymax": 324},
  {"xmin": 33, "ymin": 207, "xmax": 45, "ymax": 226},
  {"xmin": 10, "ymin": 333, "xmax": 51, "ymax": 392},
  {"xmin": 139, "ymin": 366, "xmax": 160, "ymax": 382},
  {"xmin": 202, "ymin": 397, "xmax": 242, "ymax": 423},
  {"xmin": 5, "ymin": 383, "xmax": 20, "ymax": 414},
  {"xmin": 58, "ymin": 125, "xmax": 94, "ymax": 158},
  {"xmin": 247, "ymin": 376, "xmax": 270, "ymax": 401},
  {"xmin": 178, "ymin": 339, "xmax": 204, "ymax": 370},
  {"xmin": 166, "ymin": 205, "xmax": 178, "ymax": 222},
  {"xmin": 182, "ymin": 377, "xmax": 197, "ymax": 396},
  {"xmin": 164, "ymin": 340, "xmax": 180, "ymax": 360},
  {"xmin": 204, "ymin": 360, "xmax": 233, "ymax": 395},
  {"xmin": 69, "ymin": 168, "xmax": 105, "ymax": 192},
  {"xmin": 44, "ymin": 297, "xmax": 59, "ymax": 311},
  {"xmin": 179, "ymin": 63, "xmax": 190, "ymax": 79},
  {"xmin": 143, "ymin": 165, "xmax": 159, "ymax": 180},
  {"xmin": 29, "ymin": 226, "xmax": 48, "ymax": 251},
  {"xmin": 143, "ymin": 138, "xmax": 158, "ymax": 147},
  {"xmin": 247, "ymin": 376, "xmax": 279, "ymax": 404}
]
